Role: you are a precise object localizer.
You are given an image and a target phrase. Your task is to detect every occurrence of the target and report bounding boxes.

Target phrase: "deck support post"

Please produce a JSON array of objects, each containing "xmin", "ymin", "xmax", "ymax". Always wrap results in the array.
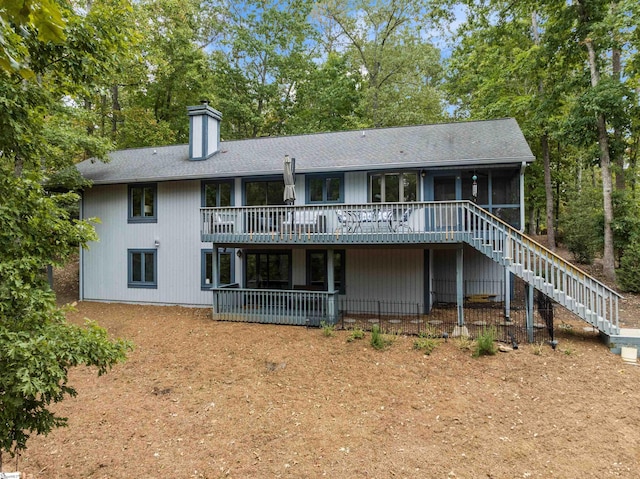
[
  {"xmin": 456, "ymin": 246, "xmax": 464, "ymax": 326},
  {"xmin": 425, "ymin": 249, "xmax": 432, "ymax": 314},
  {"xmin": 525, "ymin": 283, "xmax": 534, "ymax": 342},
  {"xmin": 212, "ymin": 244, "xmax": 220, "ymax": 314},
  {"xmin": 504, "ymin": 269, "xmax": 511, "ymax": 322},
  {"xmin": 327, "ymin": 249, "xmax": 336, "ymax": 323}
]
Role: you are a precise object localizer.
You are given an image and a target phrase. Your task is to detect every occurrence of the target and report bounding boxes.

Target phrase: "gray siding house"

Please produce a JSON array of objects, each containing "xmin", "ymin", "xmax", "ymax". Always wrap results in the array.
[{"xmin": 76, "ymin": 104, "xmax": 621, "ymax": 339}]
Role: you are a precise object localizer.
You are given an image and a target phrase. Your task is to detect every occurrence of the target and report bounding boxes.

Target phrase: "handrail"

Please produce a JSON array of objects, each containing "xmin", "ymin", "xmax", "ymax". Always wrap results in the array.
[
  {"xmin": 461, "ymin": 200, "xmax": 620, "ymax": 334},
  {"xmin": 461, "ymin": 200, "xmax": 622, "ymax": 299},
  {"xmin": 201, "ymin": 200, "xmax": 621, "ymax": 333}
]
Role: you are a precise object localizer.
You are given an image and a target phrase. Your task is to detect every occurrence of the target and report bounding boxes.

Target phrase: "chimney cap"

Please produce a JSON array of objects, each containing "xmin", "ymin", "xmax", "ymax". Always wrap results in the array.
[{"xmin": 187, "ymin": 103, "xmax": 222, "ymax": 121}]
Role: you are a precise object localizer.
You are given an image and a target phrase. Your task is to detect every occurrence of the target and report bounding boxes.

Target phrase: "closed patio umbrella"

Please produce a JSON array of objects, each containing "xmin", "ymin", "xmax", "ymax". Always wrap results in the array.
[{"xmin": 283, "ymin": 155, "xmax": 296, "ymax": 205}]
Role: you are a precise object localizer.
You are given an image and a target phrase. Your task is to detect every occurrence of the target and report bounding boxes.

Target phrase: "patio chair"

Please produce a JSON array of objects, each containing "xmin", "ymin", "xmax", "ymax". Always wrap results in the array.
[
  {"xmin": 336, "ymin": 209, "xmax": 364, "ymax": 233},
  {"xmin": 393, "ymin": 208, "xmax": 413, "ymax": 232},
  {"xmin": 214, "ymin": 213, "xmax": 234, "ymax": 233}
]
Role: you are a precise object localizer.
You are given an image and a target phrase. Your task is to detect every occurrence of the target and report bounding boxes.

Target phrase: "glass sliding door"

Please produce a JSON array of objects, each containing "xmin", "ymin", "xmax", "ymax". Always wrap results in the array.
[
  {"xmin": 370, "ymin": 172, "xmax": 418, "ymax": 203},
  {"xmin": 245, "ymin": 179, "xmax": 286, "ymax": 232},
  {"xmin": 245, "ymin": 251, "xmax": 291, "ymax": 290}
]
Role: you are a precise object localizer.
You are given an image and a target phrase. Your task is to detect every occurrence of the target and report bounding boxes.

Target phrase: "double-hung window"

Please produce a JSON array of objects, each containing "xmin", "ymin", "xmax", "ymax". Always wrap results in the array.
[
  {"xmin": 201, "ymin": 249, "xmax": 234, "ymax": 288},
  {"xmin": 306, "ymin": 174, "xmax": 344, "ymax": 203},
  {"xmin": 370, "ymin": 172, "xmax": 417, "ymax": 203},
  {"xmin": 128, "ymin": 249, "xmax": 157, "ymax": 288},
  {"xmin": 128, "ymin": 183, "xmax": 157, "ymax": 223}
]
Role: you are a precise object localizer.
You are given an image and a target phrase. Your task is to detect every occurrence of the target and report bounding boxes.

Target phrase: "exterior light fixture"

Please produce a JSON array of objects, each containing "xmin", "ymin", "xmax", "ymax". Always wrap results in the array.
[
  {"xmin": 154, "ymin": 239, "xmax": 160, "ymax": 248},
  {"xmin": 471, "ymin": 174, "xmax": 478, "ymax": 202}
]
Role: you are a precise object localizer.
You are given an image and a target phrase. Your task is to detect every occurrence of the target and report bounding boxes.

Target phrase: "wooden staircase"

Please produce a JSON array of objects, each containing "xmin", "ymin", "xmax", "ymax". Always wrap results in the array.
[{"xmin": 460, "ymin": 202, "xmax": 621, "ymax": 336}]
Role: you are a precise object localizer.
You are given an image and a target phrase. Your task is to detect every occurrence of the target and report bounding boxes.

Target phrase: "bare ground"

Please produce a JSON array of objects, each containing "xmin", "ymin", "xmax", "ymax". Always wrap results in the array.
[{"xmin": 5, "ymin": 253, "xmax": 640, "ymax": 479}]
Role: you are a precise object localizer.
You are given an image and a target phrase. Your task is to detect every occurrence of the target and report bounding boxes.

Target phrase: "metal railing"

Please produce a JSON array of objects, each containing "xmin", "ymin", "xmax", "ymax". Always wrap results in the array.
[{"xmin": 338, "ymin": 297, "xmax": 554, "ymax": 344}]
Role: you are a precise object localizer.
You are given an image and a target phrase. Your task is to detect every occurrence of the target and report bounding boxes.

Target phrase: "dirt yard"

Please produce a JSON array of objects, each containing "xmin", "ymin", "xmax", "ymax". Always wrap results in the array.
[{"xmin": 5, "ymin": 258, "xmax": 640, "ymax": 479}]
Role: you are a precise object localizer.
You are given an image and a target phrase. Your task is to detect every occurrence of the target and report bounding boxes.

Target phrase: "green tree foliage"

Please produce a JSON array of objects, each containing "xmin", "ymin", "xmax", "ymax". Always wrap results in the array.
[
  {"xmin": 562, "ymin": 183, "xmax": 603, "ymax": 264},
  {"xmin": 0, "ymin": 0, "xmax": 133, "ymax": 458},
  {"xmin": 0, "ymin": 0, "xmax": 66, "ymax": 77},
  {"xmin": 116, "ymin": 107, "xmax": 176, "ymax": 149},
  {"xmin": 0, "ymin": 168, "xmax": 132, "ymax": 458},
  {"xmin": 286, "ymin": 52, "xmax": 361, "ymax": 133},
  {"xmin": 440, "ymin": 0, "xmax": 640, "ymax": 283},
  {"xmin": 81, "ymin": 0, "xmax": 447, "ymax": 144},
  {"xmin": 442, "ymin": 2, "xmax": 576, "ymax": 248},
  {"xmin": 618, "ymin": 237, "xmax": 640, "ymax": 293},
  {"xmin": 123, "ymin": 0, "xmax": 221, "ymax": 142},
  {"xmin": 316, "ymin": 0, "xmax": 444, "ymax": 127},
  {"xmin": 215, "ymin": 0, "xmax": 318, "ymax": 138}
]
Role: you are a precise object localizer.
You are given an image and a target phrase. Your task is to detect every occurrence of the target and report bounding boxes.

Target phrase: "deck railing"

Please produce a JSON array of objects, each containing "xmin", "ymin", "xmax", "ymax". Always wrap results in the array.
[
  {"xmin": 213, "ymin": 287, "xmax": 339, "ymax": 326},
  {"xmin": 202, "ymin": 201, "xmax": 621, "ymax": 334},
  {"xmin": 201, "ymin": 201, "xmax": 468, "ymax": 244}
]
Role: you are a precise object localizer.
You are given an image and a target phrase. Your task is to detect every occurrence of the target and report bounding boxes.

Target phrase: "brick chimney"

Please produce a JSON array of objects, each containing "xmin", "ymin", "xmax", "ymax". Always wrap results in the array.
[{"xmin": 187, "ymin": 101, "xmax": 222, "ymax": 160}]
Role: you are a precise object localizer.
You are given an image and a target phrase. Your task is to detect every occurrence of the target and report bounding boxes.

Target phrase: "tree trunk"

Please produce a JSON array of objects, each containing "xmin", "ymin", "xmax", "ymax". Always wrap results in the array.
[
  {"xmin": 531, "ymin": 12, "xmax": 555, "ymax": 250},
  {"xmin": 612, "ymin": 47, "xmax": 625, "ymax": 190},
  {"xmin": 542, "ymin": 133, "xmax": 555, "ymax": 250},
  {"xmin": 84, "ymin": 98, "xmax": 93, "ymax": 135},
  {"xmin": 111, "ymin": 84, "xmax": 121, "ymax": 137},
  {"xmin": 585, "ymin": 37, "xmax": 616, "ymax": 282},
  {"xmin": 527, "ymin": 204, "xmax": 536, "ymax": 236}
]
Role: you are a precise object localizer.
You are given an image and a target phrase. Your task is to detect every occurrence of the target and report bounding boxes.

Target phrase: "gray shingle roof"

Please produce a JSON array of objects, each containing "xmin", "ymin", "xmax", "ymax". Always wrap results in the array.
[{"xmin": 76, "ymin": 118, "xmax": 535, "ymax": 184}]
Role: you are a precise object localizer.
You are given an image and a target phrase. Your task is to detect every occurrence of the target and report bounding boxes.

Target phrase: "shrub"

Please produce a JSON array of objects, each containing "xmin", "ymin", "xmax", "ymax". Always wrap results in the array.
[
  {"xmin": 346, "ymin": 327, "xmax": 365, "ymax": 342},
  {"xmin": 532, "ymin": 341, "xmax": 545, "ymax": 356},
  {"xmin": 618, "ymin": 237, "xmax": 640, "ymax": 292},
  {"xmin": 455, "ymin": 336, "xmax": 473, "ymax": 351},
  {"xmin": 562, "ymin": 187, "xmax": 602, "ymax": 264},
  {"xmin": 320, "ymin": 321, "xmax": 335, "ymax": 337},
  {"xmin": 473, "ymin": 327, "xmax": 498, "ymax": 357},
  {"xmin": 413, "ymin": 337, "xmax": 441, "ymax": 355},
  {"xmin": 370, "ymin": 325, "xmax": 386, "ymax": 350},
  {"xmin": 420, "ymin": 325, "xmax": 442, "ymax": 339}
]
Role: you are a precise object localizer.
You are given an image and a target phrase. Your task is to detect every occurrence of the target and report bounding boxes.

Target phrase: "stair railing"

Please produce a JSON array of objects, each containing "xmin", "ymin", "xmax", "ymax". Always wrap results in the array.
[{"xmin": 460, "ymin": 201, "xmax": 621, "ymax": 334}]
